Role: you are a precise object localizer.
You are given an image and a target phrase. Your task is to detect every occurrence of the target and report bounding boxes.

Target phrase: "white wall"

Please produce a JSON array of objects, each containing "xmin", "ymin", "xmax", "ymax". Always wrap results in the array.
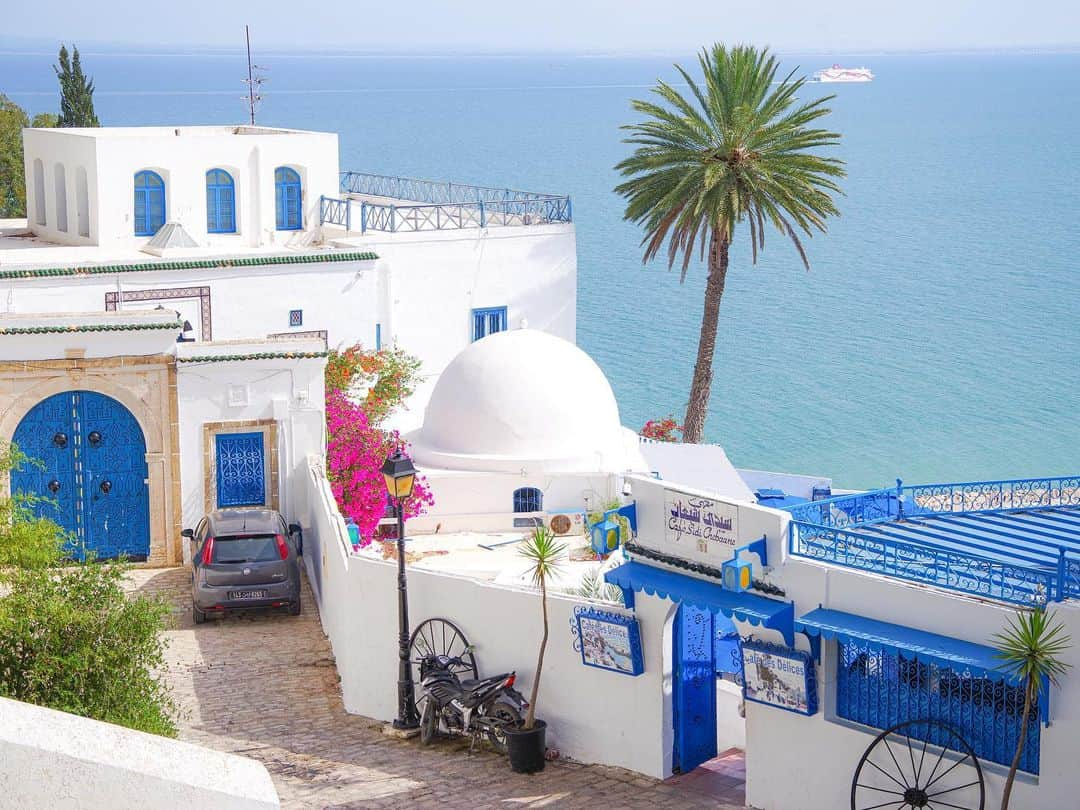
[
  {"xmin": 22, "ymin": 126, "xmax": 339, "ymax": 248},
  {"xmin": 176, "ymin": 344, "xmax": 326, "ymax": 531},
  {"xmin": 297, "ymin": 456, "xmax": 673, "ymax": 778},
  {"xmin": 639, "ymin": 439, "xmax": 756, "ymax": 502},
  {"xmin": 0, "ymin": 695, "xmax": 278, "ymax": 809},
  {"xmin": 406, "ymin": 468, "xmax": 619, "ymax": 535}
]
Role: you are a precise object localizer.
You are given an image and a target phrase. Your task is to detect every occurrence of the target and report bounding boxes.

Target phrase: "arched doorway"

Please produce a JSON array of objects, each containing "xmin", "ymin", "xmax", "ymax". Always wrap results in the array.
[{"xmin": 10, "ymin": 391, "xmax": 150, "ymax": 561}]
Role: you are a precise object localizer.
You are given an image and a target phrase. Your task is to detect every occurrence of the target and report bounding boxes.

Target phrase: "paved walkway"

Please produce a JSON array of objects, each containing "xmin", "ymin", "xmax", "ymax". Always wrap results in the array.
[{"xmin": 131, "ymin": 567, "xmax": 746, "ymax": 809}]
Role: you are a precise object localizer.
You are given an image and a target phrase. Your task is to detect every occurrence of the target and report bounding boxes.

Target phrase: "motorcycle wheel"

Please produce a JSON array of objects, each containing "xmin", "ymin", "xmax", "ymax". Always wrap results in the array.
[
  {"xmin": 485, "ymin": 701, "xmax": 523, "ymax": 754},
  {"xmin": 420, "ymin": 699, "xmax": 438, "ymax": 746}
]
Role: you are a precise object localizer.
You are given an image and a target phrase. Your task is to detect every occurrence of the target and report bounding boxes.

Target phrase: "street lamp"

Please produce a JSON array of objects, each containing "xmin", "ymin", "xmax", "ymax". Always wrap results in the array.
[{"xmin": 380, "ymin": 448, "xmax": 420, "ymax": 729}]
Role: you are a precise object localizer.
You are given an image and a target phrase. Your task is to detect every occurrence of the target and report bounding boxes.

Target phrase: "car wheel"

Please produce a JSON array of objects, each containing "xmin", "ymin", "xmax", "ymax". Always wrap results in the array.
[
  {"xmin": 289, "ymin": 596, "xmax": 301, "ymax": 616},
  {"xmin": 193, "ymin": 603, "xmax": 206, "ymax": 625}
]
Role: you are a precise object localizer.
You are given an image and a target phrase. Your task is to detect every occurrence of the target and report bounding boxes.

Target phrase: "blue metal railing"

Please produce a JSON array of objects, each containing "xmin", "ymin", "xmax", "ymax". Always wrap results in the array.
[
  {"xmin": 785, "ymin": 475, "xmax": 1080, "ymax": 605},
  {"xmin": 318, "ymin": 172, "xmax": 573, "ymax": 233}
]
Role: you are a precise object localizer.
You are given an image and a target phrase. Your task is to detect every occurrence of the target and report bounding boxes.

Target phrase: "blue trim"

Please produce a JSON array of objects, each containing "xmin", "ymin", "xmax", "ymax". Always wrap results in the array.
[
  {"xmin": 274, "ymin": 167, "xmax": 303, "ymax": 231},
  {"xmin": 740, "ymin": 639, "xmax": 818, "ymax": 716},
  {"xmin": 205, "ymin": 168, "xmax": 236, "ymax": 234},
  {"xmin": 797, "ymin": 608, "xmax": 1008, "ymax": 676},
  {"xmin": 574, "ymin": 606, "xmax": 644, "ymax": 676},
  {"xmin": 604, "ymin": 560, "xmax": 795, "ymax": 645},
  {"xmin": 471, "ymin": 306, "xmax": 507, "ymax": 341},
  {"xmin": 133, "ymin": 170, "xmax": 165, "ymax": 236},
  {"xmin": 375, "ymin": 323, "xmax": 382, "ymax": 350}
]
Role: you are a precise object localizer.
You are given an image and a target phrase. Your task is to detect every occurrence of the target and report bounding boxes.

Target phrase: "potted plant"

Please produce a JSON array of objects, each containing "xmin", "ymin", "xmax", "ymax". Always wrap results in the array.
[
  {"xmin": 505, "ymin": 526, "xmax": 565, "ymax": 773},
  {"xmin": 992, "ymin": 607, "xmax": 1071, "ymax": 809}
]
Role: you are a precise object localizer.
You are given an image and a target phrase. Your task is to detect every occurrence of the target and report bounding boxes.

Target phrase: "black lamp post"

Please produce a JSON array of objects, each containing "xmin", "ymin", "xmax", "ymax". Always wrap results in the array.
[{"xmin": 380, "ymin": 448, "xmax": 420, "ymax": 730}]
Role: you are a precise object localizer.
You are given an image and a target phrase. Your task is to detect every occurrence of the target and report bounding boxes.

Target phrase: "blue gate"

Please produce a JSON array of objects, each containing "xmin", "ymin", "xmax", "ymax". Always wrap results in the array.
[
  {"xmin": 672, "ymin": 603, "xmax": 718, "ymax": 773},
  {"xmin": 10, "ymin": 391, "xmax": 150, "ymax": 560},
  {"xmin": 215, "ymin": 432, "xmax": 266, "ymax": 508}
]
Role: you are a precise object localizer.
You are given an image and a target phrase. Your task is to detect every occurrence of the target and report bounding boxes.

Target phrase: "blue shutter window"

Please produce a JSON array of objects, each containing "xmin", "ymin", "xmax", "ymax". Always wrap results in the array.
[
  {"xmin": 471, "ymin": 306, "xmax": 508, "ymax": 341},
  {"xmin": 133, "ymin": 170, "xmax": 166, "ymax": 236},
  {"xmin": 513, "ymin": 487, "xmax": 543, "ymax": 513},
  {"xmin": 274, "ymin": 167, "xmax": 302, "ymax": 231},
  {"xmin": 215, "ymin": 432, "xmax": 266, "ymax": 508},
  {"xmin": 206, "ymin": 169, "xmax": 236, "ymax": 233}
]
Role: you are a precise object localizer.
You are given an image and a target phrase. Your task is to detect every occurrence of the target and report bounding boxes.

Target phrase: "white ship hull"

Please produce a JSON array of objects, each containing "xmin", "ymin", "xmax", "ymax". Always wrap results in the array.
[{"xmin": 813, "ymin": 66, "xmax": 874, "ymax": 83}]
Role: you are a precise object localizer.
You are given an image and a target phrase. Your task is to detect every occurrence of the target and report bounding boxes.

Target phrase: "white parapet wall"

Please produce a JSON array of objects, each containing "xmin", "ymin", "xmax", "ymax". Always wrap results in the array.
[
  {"xmin": 298, "ymin": 454, "xmax": 672, "ymax": 778},
  {"xmin": 0, "ymin": 696, "xmax": 279, "ymax": 809}
]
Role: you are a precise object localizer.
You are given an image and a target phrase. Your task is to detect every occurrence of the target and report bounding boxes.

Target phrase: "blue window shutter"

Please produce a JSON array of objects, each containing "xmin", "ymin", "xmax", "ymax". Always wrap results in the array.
[
  {"xmin": 215, "ymin": 432, "xmax": 266, "ymax": 507},
  {"xmin": 274, "ymin": 167, "xmax": 302, "ymax": 230},
  {"xmin": 134, "ymin": 171, "xmax": 165, "ymax": 236},
  {"xmin": 471, "ymin": 306, "xmax": 508, "ymax": 341},
  {"xmin": 206, "ymin": 169, "xmax": 236, "ymax": 234},
  {"xmin": 513, "ymin": 487, "xmax": 542, "ymax": 512}
]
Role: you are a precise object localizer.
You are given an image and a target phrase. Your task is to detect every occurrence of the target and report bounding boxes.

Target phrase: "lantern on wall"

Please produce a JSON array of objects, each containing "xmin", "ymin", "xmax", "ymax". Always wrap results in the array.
[
  {"xmin": 722, "ymin": 556, "xmax": 754, "ymax": 593},
  {"xmin": 590, "ymin": 514, "xmax": 621, "ymax": 556}
]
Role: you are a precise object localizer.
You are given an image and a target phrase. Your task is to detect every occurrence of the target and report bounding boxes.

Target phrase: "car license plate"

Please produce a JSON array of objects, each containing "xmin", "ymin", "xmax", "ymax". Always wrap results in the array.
[{"xmin": 229, "ymin": 589, "xmax": 268, "ymax": 600}]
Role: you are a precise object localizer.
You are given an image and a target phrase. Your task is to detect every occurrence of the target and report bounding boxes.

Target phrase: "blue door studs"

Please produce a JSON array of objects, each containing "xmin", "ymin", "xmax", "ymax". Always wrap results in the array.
[
  {"xmin": 10, "ymin": 391, "xmax": 150, "ymax": 561},
  {"xmin": 215, "ymin": 431, "xmax": 266, "ymax": 508},
  {"xmin": 672, "ymin": 604, "xmax": 720, "ymax": 774}
]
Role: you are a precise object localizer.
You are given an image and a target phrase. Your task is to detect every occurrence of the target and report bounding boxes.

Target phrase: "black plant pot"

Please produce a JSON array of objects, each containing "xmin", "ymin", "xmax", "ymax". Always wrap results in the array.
[{"xmin": 505, "ymin": 720, "xmax": 547, "ymax": 774}]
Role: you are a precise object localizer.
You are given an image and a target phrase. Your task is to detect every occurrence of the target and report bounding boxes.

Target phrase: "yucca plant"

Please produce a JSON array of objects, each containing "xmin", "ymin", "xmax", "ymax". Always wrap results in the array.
[
  {"xmin": 615, "ymin": 44, "xmax": 845, "ymax": 443},
  {"xmin": 519, "ymin": 526, "xmax": 566, "ymax": 730},
  {"xmin": 992, "ymin": 608, "xmax": 1071, "ymax": 809}
]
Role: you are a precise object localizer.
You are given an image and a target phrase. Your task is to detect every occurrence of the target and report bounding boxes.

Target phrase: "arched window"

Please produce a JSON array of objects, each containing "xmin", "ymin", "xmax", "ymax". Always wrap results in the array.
[
  {"xmin": 205, "ymin": 169, "xmax": 236, "ymax": 234},
  {"xmin": 133, "ymin": 170, "xmax": 166, "ymax": 236},
  {"xmin": 53, "ymin": 163, "xmax": 68, "ymax": 232},
  {"xmin": 274, "ymin": 167, "xmax": 302, "ymax": 231},
  {"xmin": 32, "ymin": 159, "xmax": 46, "ymax": 226},
  {"xmin": 513, "ymin": 487, "xmax": 543, "ymax": 513}
]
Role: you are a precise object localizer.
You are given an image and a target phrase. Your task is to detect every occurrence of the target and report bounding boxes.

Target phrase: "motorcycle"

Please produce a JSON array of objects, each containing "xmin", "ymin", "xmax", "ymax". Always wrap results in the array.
[{"xmin": 416, "ymin": 651, "xmax": 527, "ymax": 752}]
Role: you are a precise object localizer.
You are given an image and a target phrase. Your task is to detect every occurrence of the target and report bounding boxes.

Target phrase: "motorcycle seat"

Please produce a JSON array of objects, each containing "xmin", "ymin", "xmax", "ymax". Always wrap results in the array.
[{"xmin": 460, "ymin": 673, "xmax": 511, "ymax": 691}]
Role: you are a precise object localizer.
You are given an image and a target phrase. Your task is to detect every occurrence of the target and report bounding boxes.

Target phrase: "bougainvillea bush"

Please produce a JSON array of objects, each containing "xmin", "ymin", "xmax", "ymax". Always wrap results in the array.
[
  {"xmin": 324, "ymin": 345, "xmax": 432, "ymax": 544},
  {"xmin": 640, "ymin": 415, "xmax": 683, "ymax": 443}
]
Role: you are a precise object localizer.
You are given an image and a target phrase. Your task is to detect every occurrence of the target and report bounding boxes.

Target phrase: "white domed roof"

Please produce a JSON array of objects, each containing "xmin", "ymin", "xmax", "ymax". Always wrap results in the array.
[{"xmin": 410, "ymin": 330, "xmax": 647, "ymax": 474}]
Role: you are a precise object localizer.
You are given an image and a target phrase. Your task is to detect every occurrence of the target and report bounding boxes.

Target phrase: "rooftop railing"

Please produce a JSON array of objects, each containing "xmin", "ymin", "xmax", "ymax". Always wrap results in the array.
[
  {"xmin": 318, "ymin": 172, "xmax": 572, "ymax": 234},
  {"xmin": 785, "ymin": 476, "xmax": 1080, "ymax": 606}
]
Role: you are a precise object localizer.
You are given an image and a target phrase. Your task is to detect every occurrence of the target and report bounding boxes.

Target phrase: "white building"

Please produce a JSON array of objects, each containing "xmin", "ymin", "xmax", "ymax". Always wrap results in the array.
[{"xmin": 1, "ymin": 123, "xmax": 576, "ymax": 563}]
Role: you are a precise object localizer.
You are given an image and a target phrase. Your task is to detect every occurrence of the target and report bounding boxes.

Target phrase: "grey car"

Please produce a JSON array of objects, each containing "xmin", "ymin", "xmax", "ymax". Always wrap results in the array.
[{"xmin": 184, "ymin": 508, "xmax": 302, "ymax": 624}]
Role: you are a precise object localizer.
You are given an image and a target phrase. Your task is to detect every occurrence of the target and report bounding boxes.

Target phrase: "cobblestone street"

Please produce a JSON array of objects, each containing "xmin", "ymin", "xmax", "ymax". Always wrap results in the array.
[{"xmin": 131, "ymin": 567, "xmax": 746, "ymax": 810}]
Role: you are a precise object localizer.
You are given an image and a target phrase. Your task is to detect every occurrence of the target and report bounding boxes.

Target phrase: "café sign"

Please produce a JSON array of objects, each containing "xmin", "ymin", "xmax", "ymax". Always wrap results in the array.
[{"xmin": 665, "ymin": 490, "xmax": 739, "ymax": 556}]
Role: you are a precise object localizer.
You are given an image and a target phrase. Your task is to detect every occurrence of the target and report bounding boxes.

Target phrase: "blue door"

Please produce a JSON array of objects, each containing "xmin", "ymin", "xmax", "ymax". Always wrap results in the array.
[
  {"xmin": 215, "ymin": 432, "xmax": 266, "ymax": 507},
  {"xmin": 10, "ymin": 391, "xmax": 150, "ymax": 561},
  {"xmin": 673, "ymin": 604, "xmax": 717, "ymax": 773}
]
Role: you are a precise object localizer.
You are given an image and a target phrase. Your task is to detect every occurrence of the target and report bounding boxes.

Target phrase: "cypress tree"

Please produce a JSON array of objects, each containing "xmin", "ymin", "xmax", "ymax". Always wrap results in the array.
[{"xmin": 54, "ymin": 44, "xmax": 100, "ymax": 128}]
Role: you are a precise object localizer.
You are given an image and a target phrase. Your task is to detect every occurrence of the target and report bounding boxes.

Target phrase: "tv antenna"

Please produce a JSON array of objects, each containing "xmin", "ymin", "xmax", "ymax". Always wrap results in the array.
[{"xmin": 242, "ymin": 25, "xmax": 268, "ymax": 125}]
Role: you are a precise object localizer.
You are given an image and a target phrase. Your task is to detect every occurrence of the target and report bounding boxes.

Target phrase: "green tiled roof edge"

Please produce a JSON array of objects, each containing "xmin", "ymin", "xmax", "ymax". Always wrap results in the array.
[
  {"xmin": 177, "ymin": 351, "xmax": 329, "ymax": 364},
  {"xmin": 0, "ymin": 250, "xmax": 379, "ymax": 280},
  {"xmin": 0, "ymin": 321, "xmax": 184, "ymax": 335}
]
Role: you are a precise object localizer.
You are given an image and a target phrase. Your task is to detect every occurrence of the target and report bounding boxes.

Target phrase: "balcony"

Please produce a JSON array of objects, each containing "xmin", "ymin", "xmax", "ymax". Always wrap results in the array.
[
  {"xmin": 785, "ymin": 476, "xmax": 1080, "ymax": 606},
  {"xmin": 319, "ymin": 172, "xmax": 572, "ymax": 234}
]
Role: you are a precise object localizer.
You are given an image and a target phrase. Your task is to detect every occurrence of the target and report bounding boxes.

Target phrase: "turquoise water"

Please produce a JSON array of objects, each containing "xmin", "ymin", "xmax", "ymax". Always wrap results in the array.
[{"xmin": 4, "ymin": 50, "xmax": 1078, "ymax": 487}]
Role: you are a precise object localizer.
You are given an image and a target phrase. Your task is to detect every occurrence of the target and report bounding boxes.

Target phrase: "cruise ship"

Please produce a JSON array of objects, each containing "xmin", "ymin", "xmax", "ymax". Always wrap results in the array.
[{"xmin": 812, "ymin": 65, "xmax": 874, "ymax": 83}]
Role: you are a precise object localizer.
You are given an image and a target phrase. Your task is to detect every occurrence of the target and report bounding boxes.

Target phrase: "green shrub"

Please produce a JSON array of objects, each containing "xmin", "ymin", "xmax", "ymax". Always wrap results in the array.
[{"xmin": 0, "ymin": 442, "xmax": 177, "ymax": 736}]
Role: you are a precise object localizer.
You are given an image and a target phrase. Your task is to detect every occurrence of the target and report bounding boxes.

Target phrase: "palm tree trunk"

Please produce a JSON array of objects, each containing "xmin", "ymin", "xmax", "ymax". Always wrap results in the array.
[
  {"xmin": 525, "ymin": 574, "xmax": 549, "ymax": 730},
  {"xmin": 682, "ymin": 229, "xmax": 730, "ymax": 444},
  {"xmin": 1001, "ymin": 677, "xmax": 1034, "ymax": 810}
]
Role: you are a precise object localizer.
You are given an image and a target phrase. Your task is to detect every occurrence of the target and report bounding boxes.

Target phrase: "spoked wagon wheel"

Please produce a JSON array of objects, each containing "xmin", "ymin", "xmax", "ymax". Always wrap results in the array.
[
  {"xmin": 409, "ymin": 618, "xmax": 478, "ymax": 718},
  {"xmin": 851, "ymin": 719, "xmax": 984, "ymax": 810}
]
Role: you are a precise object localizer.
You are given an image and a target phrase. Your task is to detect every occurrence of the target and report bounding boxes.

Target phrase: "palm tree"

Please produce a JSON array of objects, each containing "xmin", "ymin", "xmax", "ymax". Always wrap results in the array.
[
  {"xmin": 615, "ymin": 44, "xmax": 845, "ymax": 443},
  {"xmin": 518, "ymin": 526, "xmax": 565, "ymax": 729},
  {"xmin": 992, "ymin": 608, "xmax": 1071, "ymax": 809}
]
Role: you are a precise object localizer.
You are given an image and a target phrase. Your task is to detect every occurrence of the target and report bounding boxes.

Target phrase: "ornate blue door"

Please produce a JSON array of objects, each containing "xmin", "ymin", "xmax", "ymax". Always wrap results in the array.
[
  {"xmin": 10, "ymin": 391, "xmax": 150, "ymax": 561},
  {"xmin": 215, "ymin": 432, "xmax": 266, "ymax": 507},
  {"xmin": 673, "ymin": 604, "xmax": 717, "ymax": 773}
]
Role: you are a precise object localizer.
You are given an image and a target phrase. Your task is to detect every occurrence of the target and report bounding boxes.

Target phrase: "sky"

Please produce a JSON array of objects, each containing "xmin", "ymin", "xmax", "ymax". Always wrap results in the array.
[{"xmin": 3, "ymin": 0, "xmax": 1078, "ymax": 54}]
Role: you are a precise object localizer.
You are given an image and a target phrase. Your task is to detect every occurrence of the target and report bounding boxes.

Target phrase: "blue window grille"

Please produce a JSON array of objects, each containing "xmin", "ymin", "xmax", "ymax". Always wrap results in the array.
[
  {"xmin": 513, "ymin": 487, "xmax": 543, "ymax": 513},
  {"xmin": 133, "ymin": 170, "xmax": 166, "ymax": 236},
  {"xmin": 215, "ymin": 432, "xmax": 266, "ymax": 508},
  {"xmin": 275, "ymin": 167, "xmax": 302, "ymax": 231},
  {"xmin": 472, "ymin": 306, "xmax": 508, "ymax": 341},
  {"xmin": 836, "ymin": 640, "xmax": 1040, "ymax": 773},
  {"xmin": 205, "ymin": 169, "xmax": 236, "ymax": 233},
  {"xmin": 289, "ymin": 309, "xmax": 303, "ymax": 327}
]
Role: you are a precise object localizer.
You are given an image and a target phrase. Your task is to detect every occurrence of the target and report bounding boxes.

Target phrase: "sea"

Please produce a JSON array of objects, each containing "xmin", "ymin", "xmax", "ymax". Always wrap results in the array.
[{"xmin": 2, "ymin": 49, "xmax": 1078, "ymax": 488}]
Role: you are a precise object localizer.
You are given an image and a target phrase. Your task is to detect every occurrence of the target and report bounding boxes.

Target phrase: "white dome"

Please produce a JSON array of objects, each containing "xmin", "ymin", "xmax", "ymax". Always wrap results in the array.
[{"xmin": 409, "ymin": 330, "xmax": 647, "ymax": 474}]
